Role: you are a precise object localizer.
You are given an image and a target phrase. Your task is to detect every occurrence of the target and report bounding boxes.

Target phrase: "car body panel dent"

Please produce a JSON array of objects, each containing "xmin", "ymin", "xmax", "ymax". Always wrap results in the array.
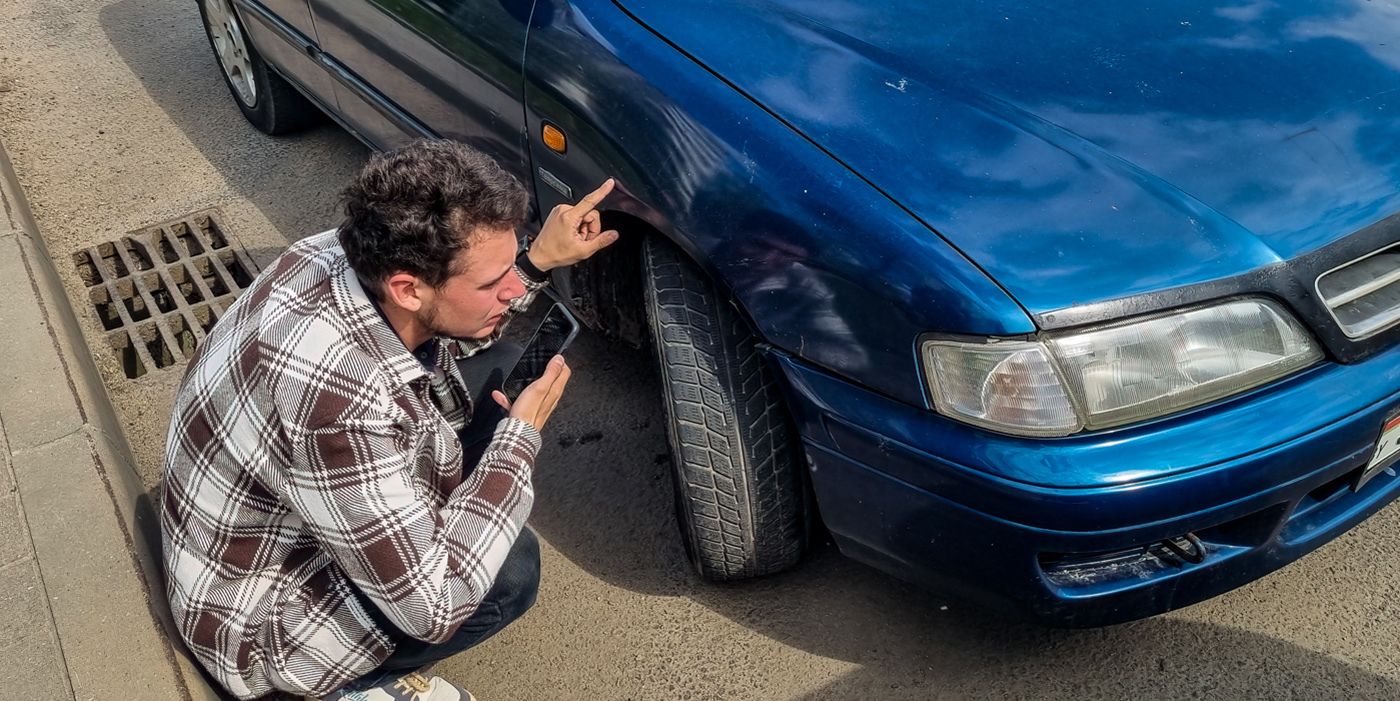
[{"xmin": 523, "ymin": 0, "xmax": 1033, "ymax": 404}]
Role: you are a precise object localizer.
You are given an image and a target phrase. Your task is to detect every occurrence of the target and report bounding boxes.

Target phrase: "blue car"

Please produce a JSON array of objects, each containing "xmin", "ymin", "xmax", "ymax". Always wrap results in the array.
[{"xmin": 198, "ymin": 0, "xmax": 1400, "ymax": 626}]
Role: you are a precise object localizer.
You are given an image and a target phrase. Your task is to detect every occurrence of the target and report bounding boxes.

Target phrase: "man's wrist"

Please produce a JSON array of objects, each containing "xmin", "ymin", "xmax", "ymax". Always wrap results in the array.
[{"xmin": 518, "ymin": 250, "xmax": 552, "ymax": 282}]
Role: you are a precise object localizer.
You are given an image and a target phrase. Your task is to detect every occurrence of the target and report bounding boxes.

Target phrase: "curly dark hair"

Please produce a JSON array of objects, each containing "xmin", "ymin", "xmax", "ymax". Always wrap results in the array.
[{"xmin": 338, "ymin": 140, "xmax": 529, "ymax": 299}]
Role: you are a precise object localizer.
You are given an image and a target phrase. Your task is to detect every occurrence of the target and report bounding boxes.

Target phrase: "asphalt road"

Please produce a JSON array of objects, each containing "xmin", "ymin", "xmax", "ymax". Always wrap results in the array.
[{"xmin": 4, "ymin": 1, "xmax": 1400, "ymax": 699}]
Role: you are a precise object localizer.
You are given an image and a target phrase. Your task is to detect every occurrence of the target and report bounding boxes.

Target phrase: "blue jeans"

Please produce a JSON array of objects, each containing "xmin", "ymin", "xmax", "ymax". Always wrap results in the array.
[{"xmin": 340, "ymin": 527, "xmax": 541, "ymax": 692}]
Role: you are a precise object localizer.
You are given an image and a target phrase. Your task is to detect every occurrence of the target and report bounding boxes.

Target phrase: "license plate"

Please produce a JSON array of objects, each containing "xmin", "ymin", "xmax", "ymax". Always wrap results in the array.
[{"xmin": 1355, "ymin": 411, "xmax": 1400, "ymax": 491}]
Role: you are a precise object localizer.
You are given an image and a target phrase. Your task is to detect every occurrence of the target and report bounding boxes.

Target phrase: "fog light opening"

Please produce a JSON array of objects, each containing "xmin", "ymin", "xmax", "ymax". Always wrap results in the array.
[
  {"xmin": 1160, "ymin": 533, "xmax": 1206, "ymax": 565},
  {"xmin": 1040, "ymin": 532, "xmax": 1208, "ymax": 589}
]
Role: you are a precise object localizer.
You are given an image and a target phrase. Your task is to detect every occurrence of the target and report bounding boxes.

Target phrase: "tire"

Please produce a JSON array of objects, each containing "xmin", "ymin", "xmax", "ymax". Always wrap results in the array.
[
  {"xmin": 642, "ymin": 236, "xmax": 808, "ymax": 580},
  {"xmin": 197, "ymin": 0, "xmax": 323, "ymax": 135}
]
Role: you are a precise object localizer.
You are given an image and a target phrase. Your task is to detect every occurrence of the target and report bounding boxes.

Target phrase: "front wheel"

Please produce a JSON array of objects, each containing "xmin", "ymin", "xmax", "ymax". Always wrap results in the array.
[
  {"xmin": 642, "ymin": 236, "xmax": 808, "ymax": 580},
  {"xmin": 197, "ymin": 0, "xmax": 322, "ymax": 135}
]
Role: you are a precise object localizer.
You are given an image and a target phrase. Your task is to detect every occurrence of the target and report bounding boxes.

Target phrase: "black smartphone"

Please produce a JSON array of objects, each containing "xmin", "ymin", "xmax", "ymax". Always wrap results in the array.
[{"xmin": 501, "ymin": 302, "xmax": 580, "ymax": 402}]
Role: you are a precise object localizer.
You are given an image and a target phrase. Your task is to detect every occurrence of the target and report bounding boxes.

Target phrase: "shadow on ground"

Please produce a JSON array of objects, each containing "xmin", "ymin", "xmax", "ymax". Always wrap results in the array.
[
  {"xmin": 529, "ymin": 317, "xmax": 1400, "ymax": 699},
  {"xmin": 98, "ymin": 0, "xmax": 368, "ymax": 251}
]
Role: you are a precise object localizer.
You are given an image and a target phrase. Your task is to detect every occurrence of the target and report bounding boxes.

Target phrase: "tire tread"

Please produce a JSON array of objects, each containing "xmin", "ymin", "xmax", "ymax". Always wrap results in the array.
[{"xmin": 643, "ymin": 238, "xmax": 805, "ymax": 580}]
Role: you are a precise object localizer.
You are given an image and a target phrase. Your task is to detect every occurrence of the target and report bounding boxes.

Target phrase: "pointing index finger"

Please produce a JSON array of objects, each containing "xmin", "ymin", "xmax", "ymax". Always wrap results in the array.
[{"xmin": 573, "ymin": 178, "xmax": 615, "ymax": 216}]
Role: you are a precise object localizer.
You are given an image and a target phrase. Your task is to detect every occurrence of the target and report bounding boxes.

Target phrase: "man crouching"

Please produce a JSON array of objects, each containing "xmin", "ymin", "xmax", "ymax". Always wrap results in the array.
[{"xmin": 161, "ymin": 140, "xmax": 617, "ymax": 700}]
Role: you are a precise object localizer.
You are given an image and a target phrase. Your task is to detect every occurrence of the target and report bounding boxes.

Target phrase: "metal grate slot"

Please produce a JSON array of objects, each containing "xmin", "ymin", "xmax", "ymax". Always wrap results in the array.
[
  {"xmin": 137, "ymin": 322, "xmax": 178, "ymax": 371},
  {"xmin": 217, "ymin": 250, "xmax": 255, "ymax": 287},
  {"xmin": 121, "ymin": 237, "xmax": 154, "ymax": 271},
  {"xmin": 190, "ymin": 304, "xmax": 217, "ymax": 334},
  {"xmin": 143, "ymin": 272, "xmax": 177, "ymax": 313},
  {"xmin": 171, "ymin": 221, "xmax": 205, "ymax": 257},
  {"xmin": 169, "ymin": 314, "xmax": 199, "ymax": 358},
  {"xmin": 120, "ymin": 278, "xmax": 151, "ymax": 323},
  {"xmin": 73, "ymin": 209, "xmax": 260, "ymax": 379},
  {"xmin": 170, "ymin": 264, "xmax": 204, "ymax": 304},
  {"xmin": 194, "ymin": 257, "xmax": 230, "ymax": 297},
  {"xmin": 199, "ymin": 216, "xmax": 229, "ymax": 249},
  {"xmin": 73, "ymin": 251, "xmax": 102, "ymax": 286},
  {"xmin": 1317, "ymin": 243, "xmax": 1400, "ymax": 339},
  {"xmin": 155, "ymin": 232, "xmax": 179, "ymax": 264},
  {"xmin": 110, "ymin": 332, "xmax": 146, "ymax": 379},
  {"xmin": 97, "ymin": 242, "xmax": 129, "ymax": 279},
  {"xmin": 88, "ymin": 287, "xmax": 122, "ymax": 331}
]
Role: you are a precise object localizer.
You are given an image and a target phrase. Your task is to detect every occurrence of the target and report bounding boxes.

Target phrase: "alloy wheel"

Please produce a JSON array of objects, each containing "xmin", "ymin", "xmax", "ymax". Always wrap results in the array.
[{"xmin": 202, "ymin": 0, "xmax": 257, "ymax": 107}]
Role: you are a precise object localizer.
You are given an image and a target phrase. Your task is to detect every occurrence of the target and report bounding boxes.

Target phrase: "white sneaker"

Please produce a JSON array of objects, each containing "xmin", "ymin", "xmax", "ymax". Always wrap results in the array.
[{"xmin": 313, "ymin": 671, "xmax": 476, "ymax": 701}]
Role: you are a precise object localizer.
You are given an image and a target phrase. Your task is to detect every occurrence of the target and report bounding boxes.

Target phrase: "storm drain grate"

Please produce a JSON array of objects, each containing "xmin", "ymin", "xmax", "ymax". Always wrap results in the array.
[{"xmin": 72, "ymin": 210, "xmax": 259, "ymax": 379}]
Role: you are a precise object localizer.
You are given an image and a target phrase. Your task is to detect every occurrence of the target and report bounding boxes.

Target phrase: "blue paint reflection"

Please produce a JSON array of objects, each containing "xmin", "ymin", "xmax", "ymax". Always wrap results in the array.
[{"xmin": 623, "ymin": 0, "xmax": 1400, "ymax": 312}]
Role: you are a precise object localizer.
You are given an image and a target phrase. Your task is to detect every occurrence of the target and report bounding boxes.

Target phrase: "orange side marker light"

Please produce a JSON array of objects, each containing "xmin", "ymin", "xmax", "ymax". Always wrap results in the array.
[{"xmin": 542, "ymin": 124, "xmax": 567, "ymax": 153}]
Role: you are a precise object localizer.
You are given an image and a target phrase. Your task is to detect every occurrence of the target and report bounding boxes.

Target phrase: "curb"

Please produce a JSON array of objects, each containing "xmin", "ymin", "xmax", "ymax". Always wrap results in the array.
[{"xmin": 0, "ymin": 139, "xmax": 225, "ymax": 701}]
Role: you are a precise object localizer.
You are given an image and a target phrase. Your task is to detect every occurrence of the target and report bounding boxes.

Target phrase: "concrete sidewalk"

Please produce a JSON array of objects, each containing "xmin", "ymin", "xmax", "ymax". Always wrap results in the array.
[{"xmin": 0, "ymin": 139, "xmax": 223, "ymax": 700}]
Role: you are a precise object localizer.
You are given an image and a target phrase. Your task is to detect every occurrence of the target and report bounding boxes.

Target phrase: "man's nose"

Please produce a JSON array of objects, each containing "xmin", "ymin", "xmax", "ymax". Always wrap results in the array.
[{"xmin": 501, "ymin": 268, "xmax": 527, "ymax": 301}]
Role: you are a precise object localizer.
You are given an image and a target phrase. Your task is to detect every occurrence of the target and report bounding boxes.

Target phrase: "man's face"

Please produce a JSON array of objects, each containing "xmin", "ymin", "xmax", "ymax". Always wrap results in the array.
[{"xmin": 418, "ymin": 226, "xmax": 526, "ymax": 340}]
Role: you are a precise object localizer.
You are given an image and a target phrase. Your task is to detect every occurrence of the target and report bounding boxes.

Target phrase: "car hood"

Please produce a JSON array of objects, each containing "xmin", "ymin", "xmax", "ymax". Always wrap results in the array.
[{"xmin": 615, "ymin": 0, "xmax": 1400, "ymax": 317}]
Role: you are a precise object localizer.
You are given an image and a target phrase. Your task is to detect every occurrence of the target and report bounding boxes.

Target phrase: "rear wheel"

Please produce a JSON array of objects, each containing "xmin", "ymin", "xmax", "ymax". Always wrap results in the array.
[
  {"xmin": 197, "ymin": 0, "xmax": 322, "ymax": 135},
  {"xmin": 642, "ymin": 236, "xmax": 808, "ymax": 580}
]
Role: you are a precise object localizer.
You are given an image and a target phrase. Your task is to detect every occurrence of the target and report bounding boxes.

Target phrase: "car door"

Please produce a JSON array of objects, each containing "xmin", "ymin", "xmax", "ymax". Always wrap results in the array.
[{"xmin": 307, "ymin": 0, "xmax": 536, "ymax": 184}]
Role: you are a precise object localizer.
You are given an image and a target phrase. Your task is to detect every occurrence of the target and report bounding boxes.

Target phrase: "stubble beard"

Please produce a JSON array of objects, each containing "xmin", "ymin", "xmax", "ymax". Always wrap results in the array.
[
  {"xmin": 419, "ymin": 298, "xmax": 497, "ymax": 340},
  {"xmin": 418, "ymin": 299, "xmax": 445, "ymax": 339}
]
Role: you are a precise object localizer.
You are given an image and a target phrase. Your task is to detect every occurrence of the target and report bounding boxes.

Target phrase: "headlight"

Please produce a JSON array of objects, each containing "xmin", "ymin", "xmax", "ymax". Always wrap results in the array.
[{"xmin": 922, "ymin": 298, "xmax": 1324, "ymax": 437}]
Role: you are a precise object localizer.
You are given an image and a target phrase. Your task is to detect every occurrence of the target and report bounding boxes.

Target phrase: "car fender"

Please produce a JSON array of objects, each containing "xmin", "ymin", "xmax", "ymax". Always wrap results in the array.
[{"xmin": 521, "ymin": 0, "xmax": 1034, "ymax": 406}]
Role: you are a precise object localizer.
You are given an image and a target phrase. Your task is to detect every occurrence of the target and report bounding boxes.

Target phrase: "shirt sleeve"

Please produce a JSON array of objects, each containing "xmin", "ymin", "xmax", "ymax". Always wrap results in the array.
[{"xmin": 283, "ymin": 414, "xmax": 542, "ymax": 643}]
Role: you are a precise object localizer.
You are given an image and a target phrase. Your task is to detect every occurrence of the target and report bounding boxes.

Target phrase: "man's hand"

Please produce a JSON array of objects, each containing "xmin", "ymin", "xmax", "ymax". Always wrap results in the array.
[
  {"xmin": 492, "ymin": 355, "xmax": 571, "ymax": 432},
  {"xmin": 527, "ymin": 179, "xmax": 620, "ymax": 272}
]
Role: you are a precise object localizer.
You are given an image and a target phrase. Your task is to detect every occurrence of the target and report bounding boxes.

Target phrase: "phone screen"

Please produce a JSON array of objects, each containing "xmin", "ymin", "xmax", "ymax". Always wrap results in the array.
[{"xmin": 501, "ymin": 302, "xmax": 579, "ymax": 402}]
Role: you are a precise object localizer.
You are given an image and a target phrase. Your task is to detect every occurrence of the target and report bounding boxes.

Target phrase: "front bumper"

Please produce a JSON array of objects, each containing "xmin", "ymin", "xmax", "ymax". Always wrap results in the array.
[{"xmin": 769, "ymin": 343, "xmax": 1400, "ymax": 627}]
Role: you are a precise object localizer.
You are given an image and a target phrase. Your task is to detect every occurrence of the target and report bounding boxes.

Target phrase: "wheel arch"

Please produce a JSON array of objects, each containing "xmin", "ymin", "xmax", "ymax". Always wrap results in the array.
[{"xmin": 562, "ymin": 209, "xmax": 774, "ymax": 355}]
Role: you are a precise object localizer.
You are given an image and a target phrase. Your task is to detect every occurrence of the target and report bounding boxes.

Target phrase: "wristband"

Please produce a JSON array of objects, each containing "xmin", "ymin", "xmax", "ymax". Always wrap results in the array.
[{"xmin": 515, "ymin": 250, "xmax": 550, "ymax": 283}]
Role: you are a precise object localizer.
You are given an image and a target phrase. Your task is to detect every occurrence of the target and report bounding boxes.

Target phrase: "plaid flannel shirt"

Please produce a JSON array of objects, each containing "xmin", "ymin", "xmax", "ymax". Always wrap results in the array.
[{"xmin": 161, "ymin": 230, "xmax": 547, "ymax": 699}]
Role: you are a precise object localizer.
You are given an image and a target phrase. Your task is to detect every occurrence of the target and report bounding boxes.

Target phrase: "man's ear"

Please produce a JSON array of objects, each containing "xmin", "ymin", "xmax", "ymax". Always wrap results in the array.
[{"xmin": 383, "ymin": 272, "xmax": 427, "ymax": 312}]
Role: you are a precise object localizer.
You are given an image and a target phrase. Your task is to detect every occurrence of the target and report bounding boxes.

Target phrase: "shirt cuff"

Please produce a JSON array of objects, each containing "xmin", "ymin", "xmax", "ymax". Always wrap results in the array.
[
  {"xmin": 493, "ymin": 416, "xmax": 543, "ymax": 457},
  {"xmin": 514, "ymin": 251, "xmax": 550, "ymax": 288}
]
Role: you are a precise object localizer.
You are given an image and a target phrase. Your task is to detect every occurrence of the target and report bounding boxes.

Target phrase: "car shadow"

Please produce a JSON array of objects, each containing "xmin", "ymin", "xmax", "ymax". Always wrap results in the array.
[
  {"xmin": 525, "ymin": 319, "xmax": 1400, "ymax": 698},
  {"xmin": 97, "ymin": 0, "xmax": 369, "ymax": 247},
  {"xmin": 685, "ymin": 549, "xmax": 1400, "ymax": 699}
]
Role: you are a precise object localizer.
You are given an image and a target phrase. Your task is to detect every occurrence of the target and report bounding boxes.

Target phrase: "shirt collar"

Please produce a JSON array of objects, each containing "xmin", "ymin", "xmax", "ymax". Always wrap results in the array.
[
  {"xmin": 333, "ymin": 257, "xmax": 429, "ymax": 387},
  {"xmin": 364, "ymin": 289, "xmax": 439, "ymax": 371}
]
